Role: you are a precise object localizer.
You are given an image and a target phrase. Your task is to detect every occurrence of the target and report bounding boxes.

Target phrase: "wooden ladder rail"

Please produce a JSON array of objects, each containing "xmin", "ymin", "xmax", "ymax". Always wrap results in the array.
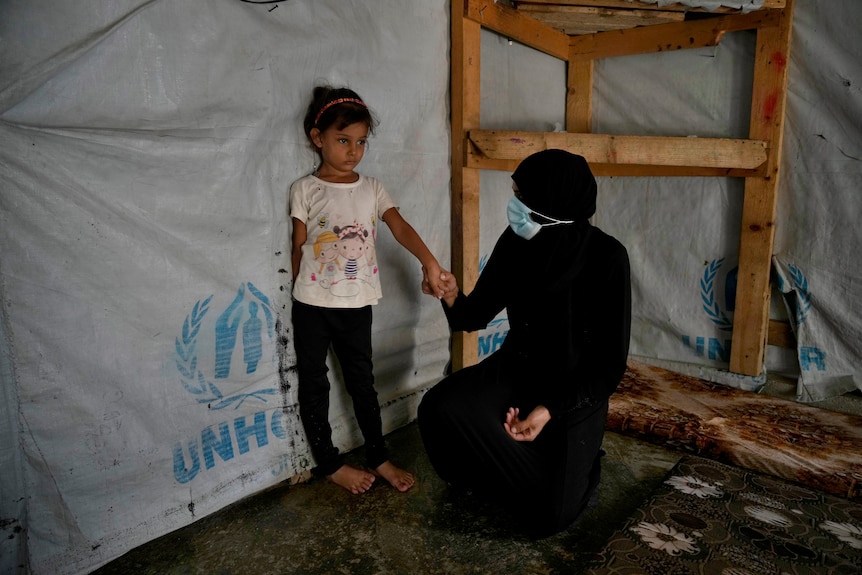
[{"xmin": 449, "ymin": 0, "xmax": 794, "ymax": 375}]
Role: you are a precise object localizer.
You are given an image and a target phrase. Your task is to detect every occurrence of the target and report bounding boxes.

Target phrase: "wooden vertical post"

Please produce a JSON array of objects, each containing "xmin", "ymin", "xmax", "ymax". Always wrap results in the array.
[
  {"xmin": 730, "ymin": 0, "xmax": 795, "ymax": 375},
  {"xmin": 450, "ymin": 0, "xmax": 481, "ymax": 370},
  {"xmin": 566, "ymin": 58, "xmax": 593, "ymax": 133}
]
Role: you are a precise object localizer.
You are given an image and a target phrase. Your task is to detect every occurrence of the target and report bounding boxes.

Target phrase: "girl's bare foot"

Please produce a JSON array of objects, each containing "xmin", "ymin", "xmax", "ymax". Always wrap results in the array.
[
  {"xmin": 374, "ymin": 460, "xmax": 415, "ymax": 492},
  {"xmin": 328, "ymin": 464, "xmax": 376, "ymax": 494}
]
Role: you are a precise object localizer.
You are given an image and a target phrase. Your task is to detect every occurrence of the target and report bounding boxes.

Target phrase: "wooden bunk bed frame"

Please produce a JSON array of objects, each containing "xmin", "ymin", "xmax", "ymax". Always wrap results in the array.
[{"xmin": 449, "ymin": 0, "xmax": 795, "ymax": 375}]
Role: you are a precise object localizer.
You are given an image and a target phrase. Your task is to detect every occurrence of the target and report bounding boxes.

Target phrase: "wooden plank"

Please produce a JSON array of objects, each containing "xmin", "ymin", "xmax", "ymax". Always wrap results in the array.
[
  {"xmin": 580, "ymin": 164, "xmax": 764, "ymax": 177},
  {"xmin": 569, "ymin": 9, "xmax": 781, "ymax": 61},
  {"xmin": 450, "ymin": 0, "xmax": 481, "ymax": 370},
  {"xmin": 768, "ymin": 320, "xmax": 796, "ymax": 349},
  {"xmin": 566, "ymin": 57, "xmax": 593, "ymax": 132},
  {"xmin": 468, "ymin": 157, "xmax": 765, "ymax": 177},
  {"xmin": 466, "ymin": 153, "xmax": 765, "ymax": 177},
  {"xmin": 465, "ymin": 154, "xmax": 520, "ymax": 173},
  {"xmin": 465, "ymin": 0, "xmax": 570, "ymax": 61},
  {"xmin": 518, "ymin": 0, "xmax": 785, "ymax": 12},
  {"xmin": 468, "ymin": 130, "xmax": 768, "ymax": 170},
  {"xmin": 730, "ymin": 0, "xmax": 794, "ymax": 376},
  {"xmin": 520, "ymin": 5, "xmax": 683, "ymax": 36}
]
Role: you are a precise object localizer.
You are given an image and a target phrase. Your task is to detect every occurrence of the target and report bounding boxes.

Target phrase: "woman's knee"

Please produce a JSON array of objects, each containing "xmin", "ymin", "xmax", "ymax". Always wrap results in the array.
[
  {"xmin": 417, "ymin": 385, "xmax": 444, "ymax": 429},
  {"xmin": 420, "ymin": 380, "xmax": 475, "ymax": 424}
]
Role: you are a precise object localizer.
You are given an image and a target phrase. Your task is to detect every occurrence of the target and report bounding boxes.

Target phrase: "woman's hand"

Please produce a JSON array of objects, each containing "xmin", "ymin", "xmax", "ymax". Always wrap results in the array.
[
  {"xmin": 422, "ymin": 267, "xmax": 459, "ymax": 306},
  {"xmin": 503, "ymin": 406, "xmax": 551, "ymax": 442}
]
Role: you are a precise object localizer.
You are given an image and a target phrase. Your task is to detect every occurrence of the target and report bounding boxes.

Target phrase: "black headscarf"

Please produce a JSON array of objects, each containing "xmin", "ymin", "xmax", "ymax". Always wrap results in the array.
[
  {"xmin": 506, "ymin": 149, "xmax": 598, "ymax": 294},
  {"xmin": 511, "ymin": 149, "xmax": 597, "ymax": 222}
]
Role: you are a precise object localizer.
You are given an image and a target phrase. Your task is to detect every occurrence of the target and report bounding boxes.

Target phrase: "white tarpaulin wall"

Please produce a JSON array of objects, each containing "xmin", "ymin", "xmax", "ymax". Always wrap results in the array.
[
  {"xmin": 0, "ymin": 1, "xmax": 452, "ymax": 573},
  {"xmin": 1, "ymin": 0, "xmax": 860, "ymax": 573},
  {"xmin": 473, "ymin": 0, "xmax": 862, "ymax": 399}
]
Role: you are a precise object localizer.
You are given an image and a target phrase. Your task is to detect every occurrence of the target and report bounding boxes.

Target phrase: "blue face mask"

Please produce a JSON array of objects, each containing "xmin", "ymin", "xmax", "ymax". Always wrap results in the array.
[{"xmin": 507, "ymin": 196, "xmax": 574, "ymax": 240}]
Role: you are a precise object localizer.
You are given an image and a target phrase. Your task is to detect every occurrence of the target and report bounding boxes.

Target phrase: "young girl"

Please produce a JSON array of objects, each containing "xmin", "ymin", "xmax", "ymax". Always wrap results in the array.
[{"xmin": 289, "ymin": 86, "xmax": 446, "ymax": 494}]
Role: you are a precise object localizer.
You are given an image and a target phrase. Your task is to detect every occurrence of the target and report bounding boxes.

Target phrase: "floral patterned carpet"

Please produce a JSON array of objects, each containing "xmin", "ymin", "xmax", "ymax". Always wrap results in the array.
[{"xmin": 587, "ymin": 456, "xmax": 862, "ymax": 575}]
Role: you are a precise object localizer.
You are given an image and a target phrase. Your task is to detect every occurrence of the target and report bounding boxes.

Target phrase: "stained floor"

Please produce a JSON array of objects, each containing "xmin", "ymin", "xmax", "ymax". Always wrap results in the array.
[
  {"xmin": 91, "ymin": 424, "xmax": 681, "ymax": 575},
  {"xmin": 92, "ymin": 376, "xmax": 862, "ymax": 575}
]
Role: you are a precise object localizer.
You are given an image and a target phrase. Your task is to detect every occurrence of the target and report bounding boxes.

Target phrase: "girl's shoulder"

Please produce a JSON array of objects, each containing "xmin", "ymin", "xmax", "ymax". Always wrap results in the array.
[
  {"xmin": 289, "ymin": 173, "xmax": 319, "ymax": 192},
  {"xmin": 356, "ymin": 173, "xmax": 383, "ymax": 189},
  {"xmin": 349, "ymin": 174, "xmax": 387, "ymax": 197}
]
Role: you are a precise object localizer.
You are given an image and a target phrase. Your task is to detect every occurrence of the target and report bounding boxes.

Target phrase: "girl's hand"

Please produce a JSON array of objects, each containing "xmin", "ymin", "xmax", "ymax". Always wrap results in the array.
[
  {"xmin": 503, "ymin": 406, "xmax": 551, "ymax": 442},
  {"xmin": 421, "ymin": 273, "xmax": 434, "ymax": 296},
  {"xmin": 423, "ymin": 267, "xmax": 459, "ymax": 306},
  {"xmin": 421, "ymin": 261, "xmax": 447, "ymax": 298}
]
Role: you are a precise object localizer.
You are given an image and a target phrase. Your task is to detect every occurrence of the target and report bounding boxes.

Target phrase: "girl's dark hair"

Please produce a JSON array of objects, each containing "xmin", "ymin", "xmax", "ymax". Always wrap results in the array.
[
  {"xmin": 332, "ymin": 225, "xmax": 369, "ymax": 241},
  {"xmin": 303, "ymin": 86, "xmax": 376, "ymax": 145}
]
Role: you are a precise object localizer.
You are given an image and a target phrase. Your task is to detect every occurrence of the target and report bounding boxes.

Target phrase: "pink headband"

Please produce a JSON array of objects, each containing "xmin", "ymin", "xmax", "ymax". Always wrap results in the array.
[
  {"xmin": 337, "ymin": 222, "xmax": 366, "ymax": 239},
  {"xmin": 314, "ymin": 97, "xmax": 366, "ymax": 125}
]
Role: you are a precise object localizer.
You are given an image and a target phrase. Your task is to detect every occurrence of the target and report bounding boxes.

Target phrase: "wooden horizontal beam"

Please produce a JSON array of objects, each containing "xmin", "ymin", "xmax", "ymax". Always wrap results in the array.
[
  {"xmin": 469, "ymin": 160, "xmax": 766, "ymax": 177},
  {"xmin": 518, "ymin": 0, "xmax": 785, "ymax": 13},
  {"xmin": 466, "ymin": 155, "xmax": 766, "ymax": 177},
  {"xmin": 519, "ymin": 5, "xmax": 684, "ymax": 36},
  {"xmin": 587, "ymin": 164, "xmax": 765, "ymax": 177},
  {"xmin": 569, "ymin": 9, "xmax": 781, "ymax": 60},
  {"xmin": 468, "ymin": 129, "xmax": 768, "ymax": 171},
  {"xmin": 465, "ymin": 0, "xmax": 570, "ymax": 60}
]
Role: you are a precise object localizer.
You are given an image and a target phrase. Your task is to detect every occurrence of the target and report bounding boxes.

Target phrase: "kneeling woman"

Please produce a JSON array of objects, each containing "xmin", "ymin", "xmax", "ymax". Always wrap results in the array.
[{"xmin": 419, "ymin": 149, "xmax": 631, "ymax": 537}]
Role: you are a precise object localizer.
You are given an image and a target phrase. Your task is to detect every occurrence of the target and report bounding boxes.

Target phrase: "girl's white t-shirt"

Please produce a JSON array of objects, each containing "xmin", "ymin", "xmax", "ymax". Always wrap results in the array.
[{"xmin": 289, "ymin": 174, "xmax": 397, "ymax": 308}]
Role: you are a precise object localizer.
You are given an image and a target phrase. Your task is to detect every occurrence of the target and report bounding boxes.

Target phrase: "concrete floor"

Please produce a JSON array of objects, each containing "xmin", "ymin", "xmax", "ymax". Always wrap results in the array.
[
  {"xmin": 92, "ymin": 425, "xmax": 682, "ymax": 575},
  {"xmin": 92, "ymin": 375, "xmax": 862, "ymax": 575}
]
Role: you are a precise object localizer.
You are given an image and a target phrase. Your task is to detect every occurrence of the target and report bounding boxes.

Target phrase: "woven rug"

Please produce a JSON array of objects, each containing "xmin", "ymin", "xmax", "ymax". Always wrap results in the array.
[{"xmin": 587, "ymin": 455, "xmax": 862, "ymax": 575}]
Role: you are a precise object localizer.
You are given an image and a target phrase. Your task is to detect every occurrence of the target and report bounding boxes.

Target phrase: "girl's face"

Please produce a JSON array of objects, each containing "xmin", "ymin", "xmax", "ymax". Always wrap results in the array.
[
  {"xmin": 311, "ymin": 121, "xmax": 369, "ymax": 182},
  {"xmin": 335, "ymin": 236, "xmax": 365, "ymax": 260}
]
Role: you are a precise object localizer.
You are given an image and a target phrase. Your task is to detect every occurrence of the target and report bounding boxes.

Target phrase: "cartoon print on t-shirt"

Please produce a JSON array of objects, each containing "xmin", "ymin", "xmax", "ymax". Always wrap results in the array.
[
  {"xmin": 365, "ymin": 236, "xmax": 378, "ymax": 278},
  {"xmin": 334, "ymin": 222, "xmax": 368, "ymax": 279},
  {"xmin": 311, "ymin": 231, "xmax": 341, "ymax": 288},
  {"xmin": 315, "ymin": 221, "xmax": 367, "ymax": 298}
]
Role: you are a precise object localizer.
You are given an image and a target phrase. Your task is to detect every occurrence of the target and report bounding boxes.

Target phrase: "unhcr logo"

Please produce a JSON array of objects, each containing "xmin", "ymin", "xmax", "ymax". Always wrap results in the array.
[
  {"xmin": 682, "ymin": 258, "xmax": 737, "ymax": 362},
  {"xmin": 777, "ymin": 264, "xmax": 825, "ymax": 372},
  {"xmin": 175, "ymin": 282, "xmax": 278, "ymax": 409},
  {"xmin": 172, "ymin": 282, "xmax": 293, "ymax": 484},
  {"xmin": 777, "ymin": 264, "xmax": 812, "ymax": 327},
  {"xmin": 700, "ymin": 258, "xmax": 736, "ymax": 332}
]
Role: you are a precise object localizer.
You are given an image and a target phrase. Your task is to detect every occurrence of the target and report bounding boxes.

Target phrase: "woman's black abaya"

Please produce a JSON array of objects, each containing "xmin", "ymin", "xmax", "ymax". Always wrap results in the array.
[{"xmin": 418, "ymin": 149, "xmax": 631, "ymax": 537}]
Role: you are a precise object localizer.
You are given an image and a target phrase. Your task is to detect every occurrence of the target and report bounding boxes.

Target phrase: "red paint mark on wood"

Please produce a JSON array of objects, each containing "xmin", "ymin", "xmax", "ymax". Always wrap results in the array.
[
  {"xmin": 510, "ymin": 138, "xmax": 525, "ymax": 143},
  {"xmin": 771, "ymin": 51, "xmax": 787, "ymax": 69},
  {"xmin": 763, "ymin": 91, "xmax": 779, "ymax": 122}
]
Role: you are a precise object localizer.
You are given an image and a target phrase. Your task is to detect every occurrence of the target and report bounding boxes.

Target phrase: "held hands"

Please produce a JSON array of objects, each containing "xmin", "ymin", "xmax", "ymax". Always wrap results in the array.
[
  {"xmin": 421, "ymin": 261, "xmax": 447, "ymax": 299},
  {"xmin": 421, "ymin": 264, "xmax": 459, "ymax": 306},
  {"xmin": 503, "ymin": 406, "xmax": 551, "ymax": 442}
]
